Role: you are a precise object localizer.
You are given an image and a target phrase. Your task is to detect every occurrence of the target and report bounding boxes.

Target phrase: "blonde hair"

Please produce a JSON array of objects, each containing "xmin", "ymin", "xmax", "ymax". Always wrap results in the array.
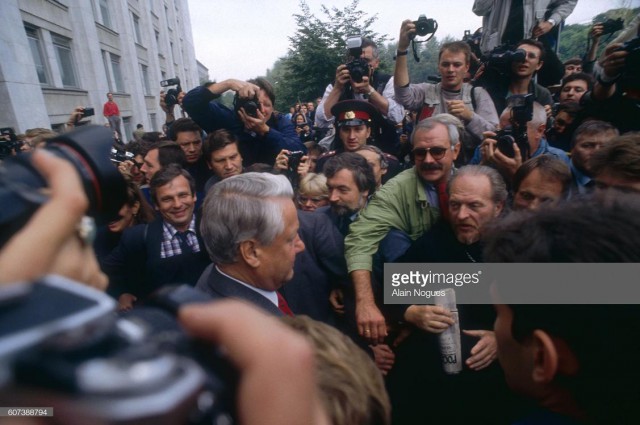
[{"xmin": 298, "ymin": 173, "xmax": 328, "ymax": 197}]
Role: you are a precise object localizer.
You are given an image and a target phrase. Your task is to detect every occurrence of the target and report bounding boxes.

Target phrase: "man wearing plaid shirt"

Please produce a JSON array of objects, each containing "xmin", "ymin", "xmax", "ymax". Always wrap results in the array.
[{"xmin": 104, "ymin": 164, "xmax": 210, "ymax": 310}]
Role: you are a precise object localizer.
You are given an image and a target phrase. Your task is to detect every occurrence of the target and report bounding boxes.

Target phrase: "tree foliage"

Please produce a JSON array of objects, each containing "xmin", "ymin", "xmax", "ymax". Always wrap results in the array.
[{"xmin": 268, "ymin": 0, "xmax": 386, "ymax": 111}]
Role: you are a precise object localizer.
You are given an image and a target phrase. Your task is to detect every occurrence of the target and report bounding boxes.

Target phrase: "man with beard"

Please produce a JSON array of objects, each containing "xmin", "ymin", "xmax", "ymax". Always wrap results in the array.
[
  {"xmin": 388, "ymin": 165, "xmax": 513, "ymax": 425},
  {"xmin": 344, "ymin": 114, "xmax": 462, "ymax": 344}
]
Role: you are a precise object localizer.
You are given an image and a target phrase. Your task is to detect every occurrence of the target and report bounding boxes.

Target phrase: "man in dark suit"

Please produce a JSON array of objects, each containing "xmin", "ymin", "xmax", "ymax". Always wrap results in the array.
[
  {"xmin": 196, "ymin": 172, "xmax": 305, "ymax": 316},
  {"xmin": 104, "ymin": 165, "xmax": 210, "ymax": 310}
]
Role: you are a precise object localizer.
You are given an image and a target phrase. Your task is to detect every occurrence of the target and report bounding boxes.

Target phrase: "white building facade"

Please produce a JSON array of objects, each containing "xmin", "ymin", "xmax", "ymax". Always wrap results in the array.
[{"xmin": 0, "ymin": 0, "xmax": 207, "ymax": 140}]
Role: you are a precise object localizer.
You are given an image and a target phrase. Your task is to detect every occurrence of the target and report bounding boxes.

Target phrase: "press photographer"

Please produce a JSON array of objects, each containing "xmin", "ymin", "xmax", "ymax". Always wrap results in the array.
[
  {"xmin": 182, "ymin": 77, "xmax": 306, "ymax": 166},
  {"xmin": 314, "ymin": 35, "xmax": 404, "ymax": 156},
  {"xmin": 470, "ymin": 96, "xmax": 569, "ymax": 181}
]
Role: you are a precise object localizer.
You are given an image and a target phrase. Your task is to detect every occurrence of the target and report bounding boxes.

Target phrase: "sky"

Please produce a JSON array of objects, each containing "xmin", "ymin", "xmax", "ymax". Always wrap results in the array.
[{"xmin": 188, "ymin": 0, "xmax": 639, "ymax": 81}]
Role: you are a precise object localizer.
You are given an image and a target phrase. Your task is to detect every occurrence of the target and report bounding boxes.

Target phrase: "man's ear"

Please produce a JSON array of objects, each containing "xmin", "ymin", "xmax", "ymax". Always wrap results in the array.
[
  {"xmin": 530, "ymin": 329, "xmax": 579, "ymax": 384},
  {"xmin": 452, "ymin": 142, "xmax": 461, "ymax": 160},
  {"xmin": 239, "ymin": 239, "xmax": 260, "ymax": 268}
]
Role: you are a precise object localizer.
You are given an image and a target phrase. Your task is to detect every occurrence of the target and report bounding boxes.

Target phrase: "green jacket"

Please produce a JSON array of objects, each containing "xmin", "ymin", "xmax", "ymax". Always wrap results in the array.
[{"xmin": 345, "ymin": 167, "xmax": 441, "ymax": 273}]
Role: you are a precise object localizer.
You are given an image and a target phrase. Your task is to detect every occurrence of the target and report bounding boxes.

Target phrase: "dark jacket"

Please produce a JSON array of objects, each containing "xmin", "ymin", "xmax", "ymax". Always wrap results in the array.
[
  {"xmin": 103, "ymin": 218, "xmax": 211, "ymax": 300},
  {"xmin": 182, "ymin": 86, "xmax": 306, "ymax": 166}
]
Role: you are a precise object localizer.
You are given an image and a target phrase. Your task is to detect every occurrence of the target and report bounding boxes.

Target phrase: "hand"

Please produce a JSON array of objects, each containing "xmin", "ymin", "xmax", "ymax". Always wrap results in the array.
[
  {"xmin": 297, "ymin": 155, "xmax": 311, "ymax": 178},
  {"xmin": 67, "ymin": 107, "xmax": 85, "ymax": 128},
  {"xmin": 238, "ymin": 107, "xmax": 269, "ymax": 136},
  {"xmin": 446, "ymin": 100, "xmax": 473, "ymax": 122},
  {"xmin": 334, "ymin": 64, "xmax": 351, "ymax": 91},
  {"xmin": 480, "ymin": 132, "xmax": 523, "ymax": 178},
  {"xmin": 369, "ymin": 344, "xmax": 395, "ymax": 376},
  {"xmin": 356, "ymin": 301, "xmax": 387, "ymax": 344},
  {"xmin": 229, "ymin": 80, "xmax": 261, "ymax": 99},
  {"xmin": 179, "ymin": 300, "xmax": 329, "ymax": 425},
  {"xmin": 329, "ymin": 288, "xmax": 345, "ymax": 315},
  {"xmin": 599, "ymin": 43, "xmax": 627, "ymax": 79},
  {"xmin": 590, "ymin": 23, "xmax": 604, "ymax": 41},
  {"xmin": 118, "ymin": 293, "xmax": 137, "ymax": 312},
  {"xmin": 532, "ymin": 20, "xmax": 554, "ymax": 38},
  {"xmin": 117, "ymin": 159, "xmax": 134, "ymax": 176},
  {"xmin": 159, "ymin": 91, "xmax": 174, "ymax": 114},
  {"xmin": 404, "ymin": 305, "xmax": 454, "ymax": 333},
  {"xmin": 398, "ymin": 19, "xmax": 415, "ymax": 51},
  {"xmin": 463, "ymin": 330, "xmax": 497, "ymax": 371},
  {"xmin": 274, "ymin": 149, "xmax": 290, "ymax": 171},
  {"xmin": 351, "ymin": 76, "xmax": 373, "ymax": 95}
]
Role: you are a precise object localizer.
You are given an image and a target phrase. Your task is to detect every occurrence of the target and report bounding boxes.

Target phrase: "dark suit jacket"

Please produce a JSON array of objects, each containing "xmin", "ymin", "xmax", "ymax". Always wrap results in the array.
[
  {"xmin": 103, "ymin": 218, "xmax": 211, "ymax": 300},
  {"xmin": 195, "ymin": 264, "xmax": 283, "ymax": 316},
  {"xmin": 279, "ymin": 210, "xmax": 348, "ymax": 324}
]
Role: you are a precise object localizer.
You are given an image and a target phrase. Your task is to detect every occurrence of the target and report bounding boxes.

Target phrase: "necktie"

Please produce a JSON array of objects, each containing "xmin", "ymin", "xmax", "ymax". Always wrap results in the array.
[
  {"xmin": 176, "ymin": 231, "xmax": 193, "ymax": 253},
  {"xmin": 437, "ymin": 182, "xmax": 450, "ymax": 222},
  {"xmin": 276, "ymin": 292, "xmax": 294, "ymax": 316}
]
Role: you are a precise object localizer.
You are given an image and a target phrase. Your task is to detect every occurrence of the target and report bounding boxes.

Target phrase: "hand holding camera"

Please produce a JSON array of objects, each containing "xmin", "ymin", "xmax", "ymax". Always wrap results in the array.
[{"xmin": 480, "ymin": 130, "xmax": 523, "ymax": 177}]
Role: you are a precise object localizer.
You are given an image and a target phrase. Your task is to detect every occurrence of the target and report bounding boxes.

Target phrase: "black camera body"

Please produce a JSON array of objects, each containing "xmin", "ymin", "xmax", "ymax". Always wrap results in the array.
[
  {"xmin": 485, "ymin": 47, "xmax": 526, "ymax": 73},
  {"xmin": 601, "ymin": 18, "xmax": 624, "ymax": 36},
  {"xmin": 109, "ymin": 147, "xmax": 134, "ymax": 164},
  {"xmin": 161, "ymin": 77, "xmax": 182, "ymax": 109},
  {"xmin": 234, "ymin": 94, "xmax": 261, "ymax": 118},
  {"xmin": 413, "ymin": 15, "xmax": 438, "ymax": 37},
  {"xmin": 617, "ymin": 36, "xmax": 640, "ymax": 72},
  {"xmin": 286, "ymin": 150, "xmax": 305, "ymax": 173},
  {"xmin": 345, "ymin": 35, "xmax": 371, "ymax": 83},
  {"xmin": 82, "ymin": 107, "xmax": 95, "ymax": 118},
  {"xmin": 0, "ymin": 127, "xmax": 23, "ymax": 160},
  {"xmin": 495, "ymin": 94, "xmax": 533, "ymax": 161},
  {"xmin": 0, "ymin": 276, "xmax": 236, "ymax": 424}
]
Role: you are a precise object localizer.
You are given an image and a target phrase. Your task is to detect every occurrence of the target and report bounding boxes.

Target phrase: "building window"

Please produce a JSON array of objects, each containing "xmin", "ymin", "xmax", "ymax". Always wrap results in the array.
[
  {"xmin": 110, "ymin": 53, "xmax": 125, "ymax": 93},
  {"xmin": 123, "ymin": 117, "xmax": 133, "ymax": 142},
  {"xmin": 25, "ymin": 26, "xmax": 49, "ymax": 85},
  {"xmin": 132, "ymin": 13, "xmax": 142, "ymax": 45},
  {"xmin": 98, "ymin": 0, "xmax": 112, "ymax": 28},
  {"xmin": 140, "ymin": 64, "xmax": 151, "ymax": 95},
  {"xmin": 52, "ymin": 34, "xmax": 78, "ymax": 88},
  {"xmin": 149, "ymin": 113, "xmax": 157, "ymax": 132}
]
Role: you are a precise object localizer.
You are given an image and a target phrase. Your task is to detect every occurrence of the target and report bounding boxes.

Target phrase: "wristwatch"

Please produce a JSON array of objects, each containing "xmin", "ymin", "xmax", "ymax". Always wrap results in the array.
[{"xmin": 547, "ymin": 18, "xmax": 557, "ymax": 27}]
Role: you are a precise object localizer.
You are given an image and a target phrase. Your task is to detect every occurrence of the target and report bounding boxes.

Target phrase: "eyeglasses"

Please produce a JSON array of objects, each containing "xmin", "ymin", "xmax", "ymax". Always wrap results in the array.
[
  {"xmin": 297, "ymin": 195, "xmax": 328, "ymax": 205},
  {"xmin": 411, "ymin": 147, "xmax": 449, "ymax": 160}
]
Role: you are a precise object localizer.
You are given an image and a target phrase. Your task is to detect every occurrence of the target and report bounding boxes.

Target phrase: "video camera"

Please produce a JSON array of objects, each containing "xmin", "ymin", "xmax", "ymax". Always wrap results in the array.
[
  {"xmin": 0, "ymin": 276, "xmax": 236, "ymax": 424},
  {"xmin": 160, "ymin": 77, "xmax": 182, "ymax": 109},
  {"xmin": 345, "ymin": 35, "xmax": 371, "ymax": 83},
  {"xmin": 494, "ymin": 94, "xmax": 533, "ymax": 161},
  {"xmin": 0, "ymin": 127, "xmax": 23, "ymax": 160}
]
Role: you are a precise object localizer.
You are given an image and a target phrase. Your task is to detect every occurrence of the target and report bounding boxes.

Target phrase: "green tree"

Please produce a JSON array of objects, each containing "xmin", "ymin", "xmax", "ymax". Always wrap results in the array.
[{"xmin": 269, "ymin": 0, "xmax": 386, "ymax": 111}]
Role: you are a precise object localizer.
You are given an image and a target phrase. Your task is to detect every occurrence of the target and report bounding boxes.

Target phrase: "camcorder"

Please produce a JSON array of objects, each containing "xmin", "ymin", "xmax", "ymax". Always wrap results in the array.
[
  {"xmin": 161, "ymin": 77, "xmax": 182, "ymax": 109},
  {"xmin": 0, "ymin": 127, "xmax": 23, "ymax": 160},
  {"xmin": 601, "ymin": 18, "xmax": 624, "ymax": 36},
  {"xmin": 345, "ymin": 35, "xmax": 371, "ymax": 84},
  {"xmin": 233, "ymin": 94, "xmax": 261, "ymax": 119},
  {"xmin": 0, "ymin": 125, "xmax": 127, "ymax": 249},
  {"xmin": 494, "ymin": 94, "xmax": 533, "ymax": 161},
  {"xmin": 0, "ymin": 276, "xmax": 236, "ymax": 424},
  {"xmin": 413, "ymin": 15, "xmax": 438, "ymax": 38}
]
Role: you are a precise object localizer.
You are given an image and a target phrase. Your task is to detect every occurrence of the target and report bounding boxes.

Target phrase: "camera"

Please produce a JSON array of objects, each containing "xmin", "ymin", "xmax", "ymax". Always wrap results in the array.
[
  {"xmin": 494, "ymin": 94, "xmax": 533, "ymax": 161},
  {"xmin": 601, "ymin": 18, "xmax": 624, "ymax": 36},
  {"xmin": 81, "ymin": 107, "xmax": 95, "ymax": 118},
  {"xmin": 0, "ymin": 276, "xmax": 236, "ymax": 424},
  {"xmin": 0, "ymin": 127, "xmax": 23, "ymax": 160},
  {"xmin": 345, "ymin": 35, "xmax": 371, "ymax": 84},
  {"xmin": 110, "ymin": 147, "xmax": 134, "ymax": 164},
  {"xmin": 286, "ymin": 150, "xmax": 305, "ymax": 173},
  {"xmin": 234, "ymin": 94, "xmax": 261, "ymax": 118},
  {"xmin": 616, "ymin": 36, "xmax": 640, "ymax": 73},
  {"xmin": 161, "ymin": 77, "xmax": 182, "ymax": 109},
  {"xmin": 0, "ymin": 125, "xmax": 127, "ymax": 240},
  {"xmin": 485, "ymin": 47, "xmax": 526, "ymax": 73},
  {"xmin": 413, "ymin": 15, "xmax": 438, "ymax": 37}
]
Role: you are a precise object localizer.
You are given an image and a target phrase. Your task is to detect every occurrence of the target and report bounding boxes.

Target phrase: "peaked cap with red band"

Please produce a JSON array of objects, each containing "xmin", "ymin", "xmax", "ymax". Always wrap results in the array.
[{"xmin": 331, "ymin": 99, "xmax": 380, "ymax": 127}]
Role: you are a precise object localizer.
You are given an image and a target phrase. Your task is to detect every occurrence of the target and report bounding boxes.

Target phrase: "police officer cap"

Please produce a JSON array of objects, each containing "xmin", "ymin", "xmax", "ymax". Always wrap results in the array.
[{"xmin": 331, "ymin": 100, "xmax": 380, "ymax": 128}]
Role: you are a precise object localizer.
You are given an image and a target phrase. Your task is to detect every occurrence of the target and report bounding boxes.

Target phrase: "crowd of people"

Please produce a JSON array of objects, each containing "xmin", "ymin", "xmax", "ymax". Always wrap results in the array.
[{"xmin": 2, "ymin": 3, "xmax": 640, "ymax": 424}]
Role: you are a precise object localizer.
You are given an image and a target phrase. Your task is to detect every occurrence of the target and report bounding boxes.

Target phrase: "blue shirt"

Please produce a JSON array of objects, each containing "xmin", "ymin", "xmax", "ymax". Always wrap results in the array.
[{"xmin": 470, "ymin": 137, "xmax": 570, "ymax": 165}]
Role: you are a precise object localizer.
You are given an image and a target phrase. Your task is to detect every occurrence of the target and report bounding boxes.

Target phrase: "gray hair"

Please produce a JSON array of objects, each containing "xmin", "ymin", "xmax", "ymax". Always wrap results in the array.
[
  {"xmin": 411, "ymin": 114, "xmax": 461, "ymax": 148},
  {"xmin": 448, "ymin": 165, "xmax": 508, "ymax": 205},
  {"xmin": 200, "ymin": 172, "xmax": 294, "ymax": 264}
]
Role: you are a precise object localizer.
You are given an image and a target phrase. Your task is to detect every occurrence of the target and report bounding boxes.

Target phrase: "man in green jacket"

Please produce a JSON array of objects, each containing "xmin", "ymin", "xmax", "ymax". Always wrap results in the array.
[{"xmin": 345, "ymin": 114, "xmax": 461, "ymax": 344}]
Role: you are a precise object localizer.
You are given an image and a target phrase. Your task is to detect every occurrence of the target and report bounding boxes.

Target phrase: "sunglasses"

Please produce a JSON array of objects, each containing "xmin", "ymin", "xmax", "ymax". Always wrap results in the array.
[{"xmin": 412, "ymin": 147, "xmax": 449, "ymax": 160}]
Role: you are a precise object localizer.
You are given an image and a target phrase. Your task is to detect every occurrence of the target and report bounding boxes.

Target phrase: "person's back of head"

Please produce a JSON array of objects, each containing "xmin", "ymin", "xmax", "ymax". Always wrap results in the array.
[
  {"xmin": 485, "ymin": 192, "xmax": 640, "ymax": 424},
  {"xmin": 281, "ymin": 315, "xmax": 390, "ymax": 425},
  {"xmin": 156, "ymin": 141, "xmax": 188, "ymax": 169}
]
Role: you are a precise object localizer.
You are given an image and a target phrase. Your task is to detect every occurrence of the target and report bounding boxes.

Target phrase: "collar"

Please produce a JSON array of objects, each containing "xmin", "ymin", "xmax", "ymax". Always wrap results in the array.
[
  {"xmin": 162, "ymin": 215, "xmax": 197, "ymax": 238},
  {"xmin": 215, "ymin": 265, "xmax": 279, "ymax": 306},
  {"xmin": 570, "ymin": 161, "xmax": 592, "ymax": 188}
]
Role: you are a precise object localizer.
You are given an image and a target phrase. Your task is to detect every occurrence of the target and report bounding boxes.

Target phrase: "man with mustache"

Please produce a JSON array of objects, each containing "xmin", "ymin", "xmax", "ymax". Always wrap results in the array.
[{"xmin": 344, "ymin": 114, "xmax": 461, "ymax": 344}]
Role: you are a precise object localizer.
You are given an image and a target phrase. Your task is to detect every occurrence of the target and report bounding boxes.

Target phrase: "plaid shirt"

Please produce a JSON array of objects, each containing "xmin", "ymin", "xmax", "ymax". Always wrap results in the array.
[{"xmin": 160, "ymin": 217, "xmax": 200, "ymax": 258}]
